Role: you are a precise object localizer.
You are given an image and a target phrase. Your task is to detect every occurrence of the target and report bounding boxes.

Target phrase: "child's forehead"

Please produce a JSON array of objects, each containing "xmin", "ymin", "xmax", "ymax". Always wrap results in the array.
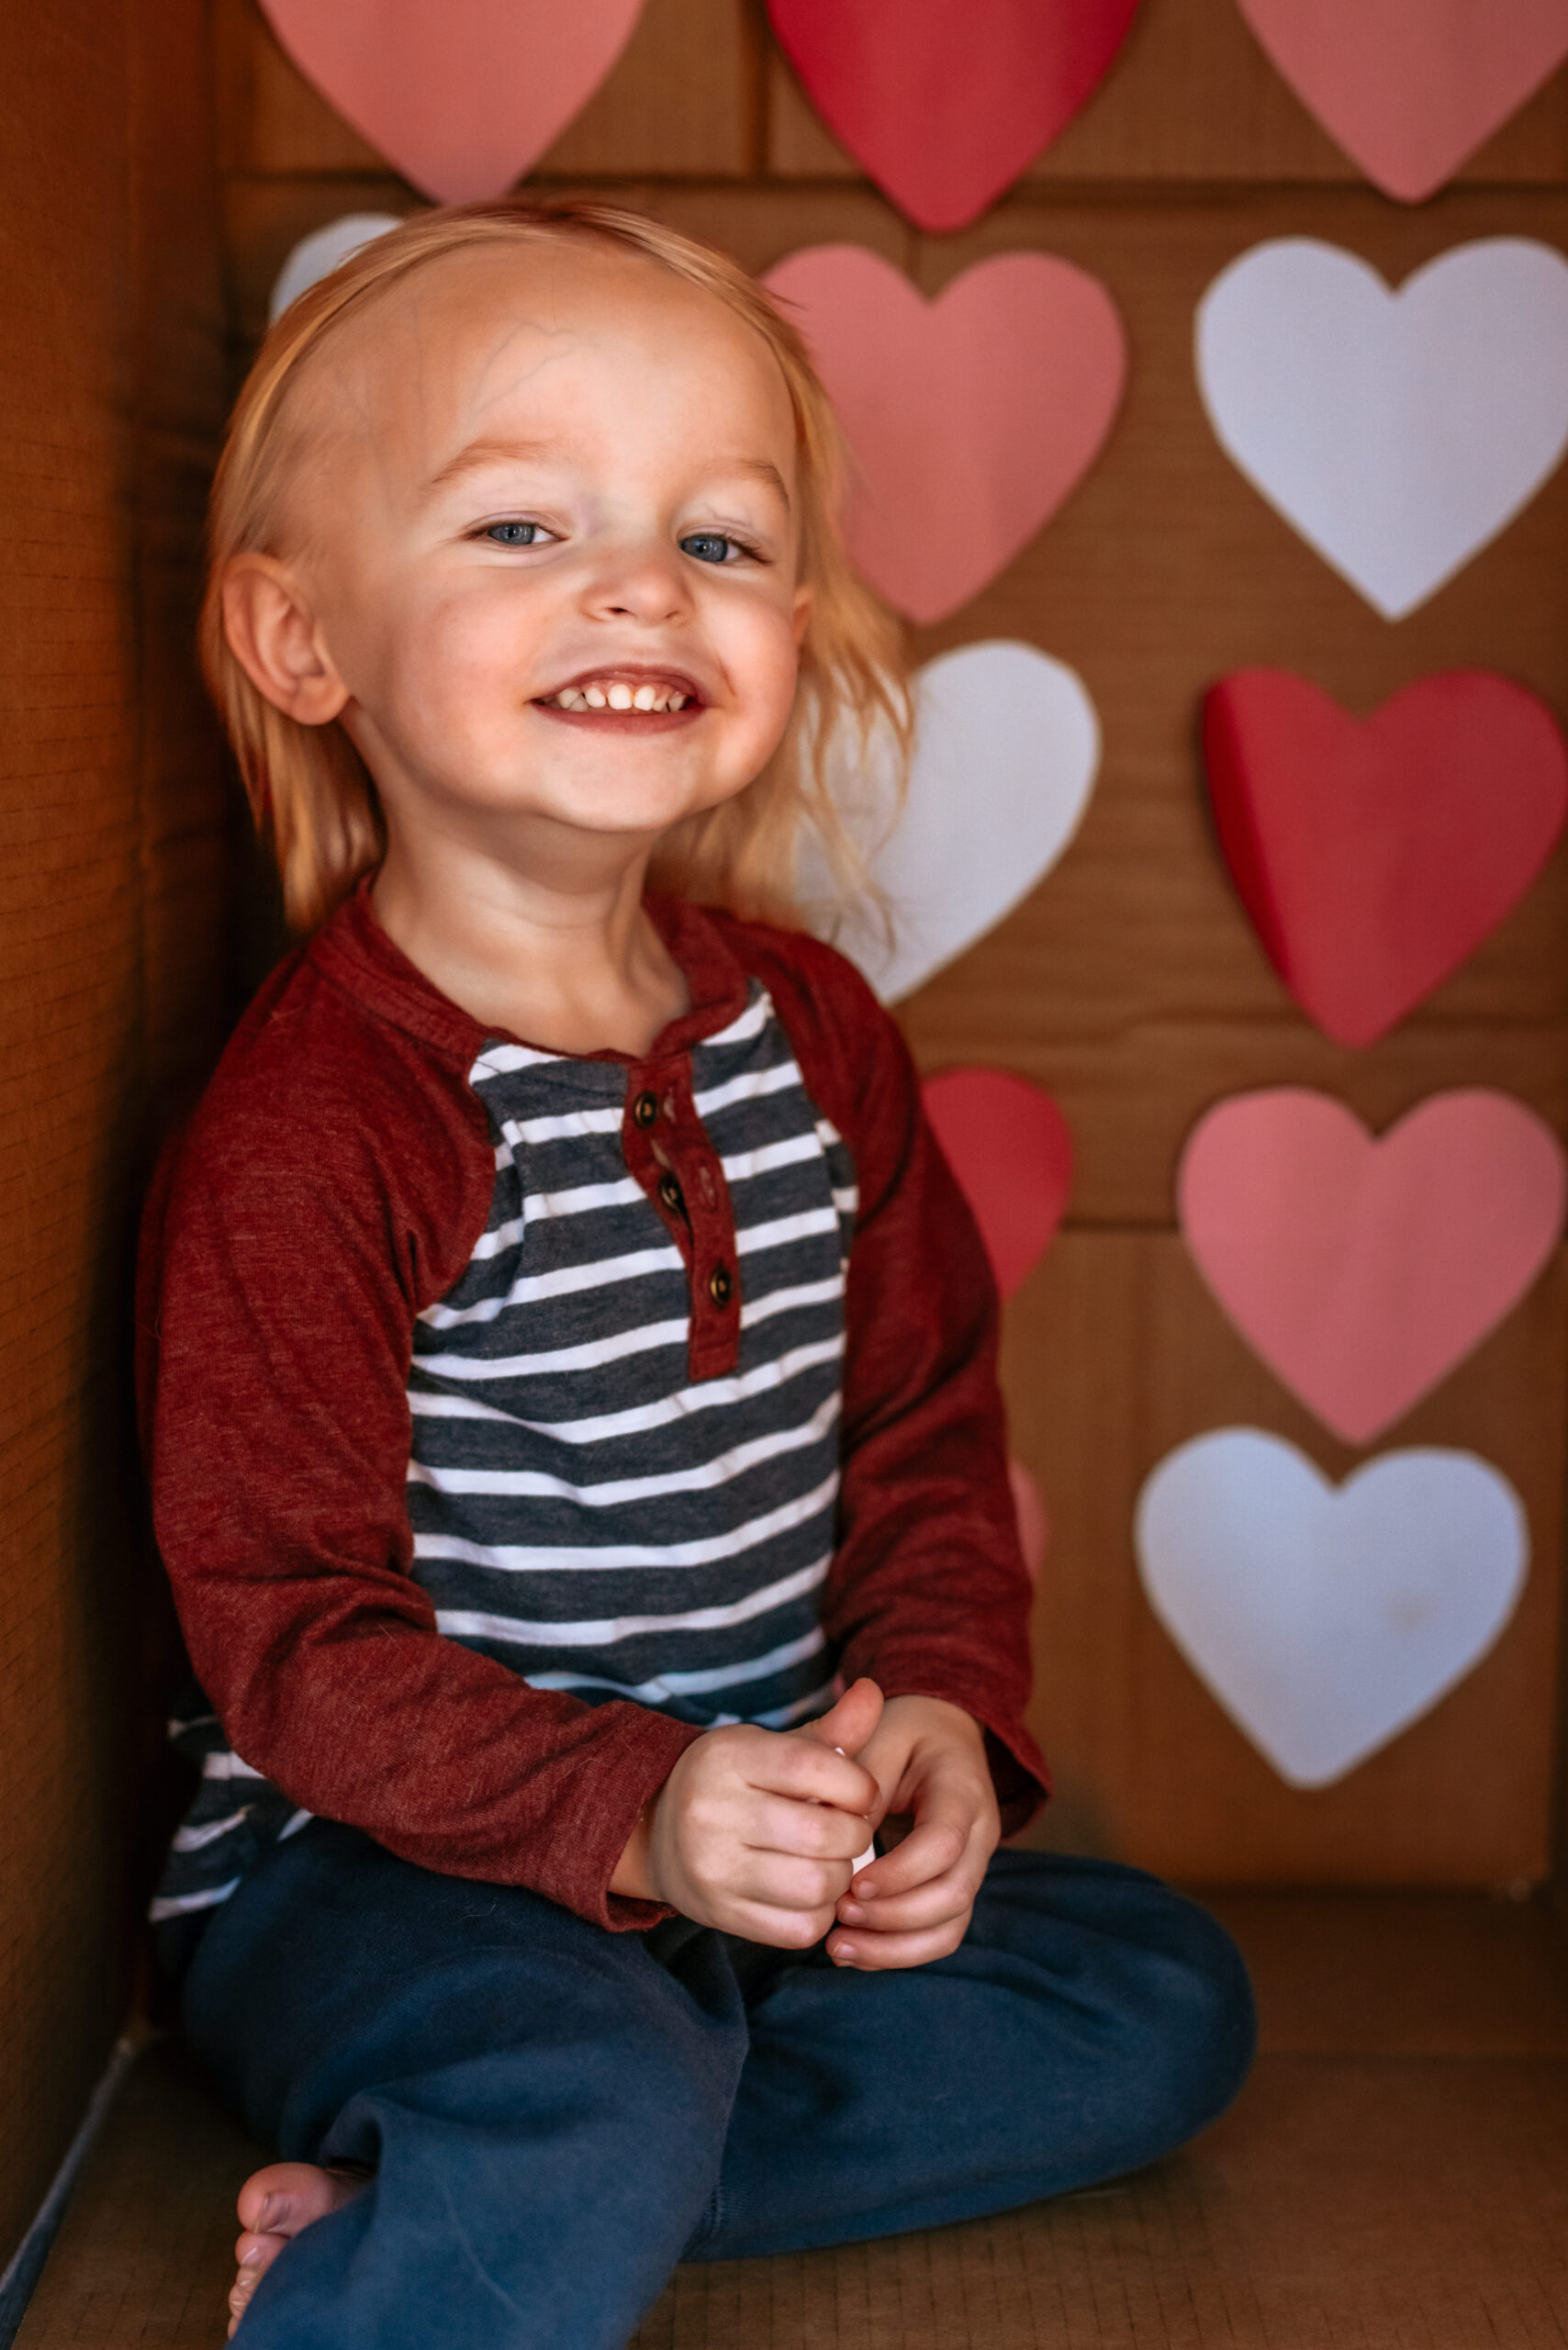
[{"xmin": 317, "ymin": 242, "xmax": 794, "ymax": 471}]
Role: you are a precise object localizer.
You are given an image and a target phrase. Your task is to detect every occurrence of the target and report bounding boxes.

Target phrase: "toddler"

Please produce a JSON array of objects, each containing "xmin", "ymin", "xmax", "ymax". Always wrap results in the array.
[{"xmin": 137, "ymin": 199, "xmax": 1253, "ymax": 2350}]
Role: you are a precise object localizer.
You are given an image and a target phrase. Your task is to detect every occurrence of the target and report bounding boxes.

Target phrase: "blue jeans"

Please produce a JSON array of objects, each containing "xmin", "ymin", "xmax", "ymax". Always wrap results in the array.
[{"xmin": 181, "ymin": 1822, "xmax": 1254, "ymax": 2349}]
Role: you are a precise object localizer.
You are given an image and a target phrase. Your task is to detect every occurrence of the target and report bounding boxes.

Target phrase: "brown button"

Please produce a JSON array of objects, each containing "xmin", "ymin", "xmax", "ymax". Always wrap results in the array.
[
  {"xmin": 633, "ymin": 1090, "xmax": 658, "ymax": 1129},
  {"xmin": 657, "ymin": 1172, "xmax": 684, "ymax": 1214},
  {"xmin": 708, "ymin": 1262, "xmax": 733, "ymax": 1307}
]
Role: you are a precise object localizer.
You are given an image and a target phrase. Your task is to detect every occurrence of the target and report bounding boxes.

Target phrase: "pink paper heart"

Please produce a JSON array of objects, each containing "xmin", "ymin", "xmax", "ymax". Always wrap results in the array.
[
  {"xmin": 257, "ymin": 0, "xmax": 645, "ymax": 203},
  {"xmin": 1179, "ymin": 1090, "xmax": 1566, "ymax": 1445},
  {"xmin": 1238, "ymin": 0, "xmax": 1568, "ymax": 203},
  {"xmin": 767, "ymin": 0, "xmax": 1143, "ymax": 234},
  {"xmin": 766, "ymin": 248, "xmax": 1126, "ymax": 625},
  {"xmin": 923, "ymin": 1068, "xmax": 1074, "ymax": 1303}
]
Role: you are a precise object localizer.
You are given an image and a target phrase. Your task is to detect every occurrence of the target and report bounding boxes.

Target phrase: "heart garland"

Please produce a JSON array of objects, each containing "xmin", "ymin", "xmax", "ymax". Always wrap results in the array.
[
  {"xmin": 765, "ymin": 247, "xmax": 1126, "ymax": 626},
  {"xmin": 1203, "ymin": 669, "xmax": 1568, "ymax": 1046},
  {"xmin": 256, "ymin": 0, "xmax": 644, "ymax": 202},
  {"xmin": 1136, "ymin": 1429, "xmax": 1528, "ymax": 1786},
  {"xmin": 922, "ymin": 1069, "xmax": 1074, "ymax": 1303},
  {"xmin": 766, "ymin": 0, "xmax": 1143, "ymax": 233},
  {"xmin": 1177, "ymin": 1089, "xmax": 1567, "ymax": 1445},
  {"xmin": 1237, "ymin": 0, "xmax": 1568, "ymax": 204}
]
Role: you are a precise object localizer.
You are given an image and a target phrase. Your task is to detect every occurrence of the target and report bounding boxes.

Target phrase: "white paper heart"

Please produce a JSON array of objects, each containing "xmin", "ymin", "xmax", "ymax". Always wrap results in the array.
[
  {"xmin": 270, "ymin": 213, "xmax": 406, "ymax": 323},
  {"xmin": 812, "ymin": 640, "xmax": 1099, "ymax": 1002},
  {"xmin": 1135, "ymin": 1429, "xmax": 1528, "ymax": 1787},
  {"xmin": 1195, "ymin": 238, "xmax": 1568, "ymax": 621}
]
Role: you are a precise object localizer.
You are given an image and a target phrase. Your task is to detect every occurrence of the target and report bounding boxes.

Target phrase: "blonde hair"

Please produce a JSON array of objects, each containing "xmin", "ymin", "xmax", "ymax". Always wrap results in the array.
[{"xmin": 201, "ymin": 197, "xmax": 909, "ymax": 934}]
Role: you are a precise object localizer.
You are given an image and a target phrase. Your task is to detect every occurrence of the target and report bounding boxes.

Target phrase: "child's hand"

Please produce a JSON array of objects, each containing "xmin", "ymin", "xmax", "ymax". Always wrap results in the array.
[
  {"xmin": 615, "ymin": 1680, "xmax": 885, "ymax": 1946},
  {"xmin": 825, "ymin": 1696, "xmax": 1000, "ymax": 1972}
]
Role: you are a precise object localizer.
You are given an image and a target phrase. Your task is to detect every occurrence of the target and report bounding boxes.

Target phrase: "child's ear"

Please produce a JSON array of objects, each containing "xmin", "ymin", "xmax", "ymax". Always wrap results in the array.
[
  {"xmin": 791, "ymin": 583, "xmax": 812, "ymax": 649},
  {"xmin": 222, "ymin": 554, "xmax": 350, "ymax": 726}
]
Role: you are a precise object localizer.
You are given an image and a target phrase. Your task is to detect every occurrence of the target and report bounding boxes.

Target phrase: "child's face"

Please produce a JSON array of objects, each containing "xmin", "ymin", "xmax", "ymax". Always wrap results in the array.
[{"xmin": 250, "ymin": 243, "xmax": 811, "ymax": 856}]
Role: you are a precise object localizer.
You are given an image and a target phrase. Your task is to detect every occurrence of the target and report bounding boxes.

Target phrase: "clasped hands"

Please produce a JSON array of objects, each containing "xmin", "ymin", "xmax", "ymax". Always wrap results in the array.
[{"xmin": 610, "ymin": 1679, "xmax": 1000, "ymax": 1969}]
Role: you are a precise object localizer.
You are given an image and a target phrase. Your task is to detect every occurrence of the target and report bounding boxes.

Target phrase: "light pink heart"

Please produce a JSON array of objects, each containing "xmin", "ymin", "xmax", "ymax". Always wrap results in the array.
[
  {"xmin": 765, "ymin": 247, "xmax": 1126, "ymax": 625},
  {"xmin": 1179, "ymin": 1090, "xmax": 1566, "ymax": 1445},
  {"xmin": 258, "ymin": 0, "xmax": 645, "ymax": 202},
  {"xmin": 1238, "ymin": 0, "xmax": 1568, "ymax": 203}
]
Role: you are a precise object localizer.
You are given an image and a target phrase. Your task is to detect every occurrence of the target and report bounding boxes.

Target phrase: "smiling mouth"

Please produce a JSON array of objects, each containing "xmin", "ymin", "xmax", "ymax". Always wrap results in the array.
[{"xmin": 534, "ymin": 669, "xmax": 700, "ymax": 716}]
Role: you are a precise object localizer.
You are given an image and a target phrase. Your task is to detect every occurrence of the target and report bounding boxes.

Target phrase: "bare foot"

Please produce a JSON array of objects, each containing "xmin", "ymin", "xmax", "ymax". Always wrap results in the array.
[{"xmin": 228, "ymin": 2161, "xmax": 368, "ymax": 2336}]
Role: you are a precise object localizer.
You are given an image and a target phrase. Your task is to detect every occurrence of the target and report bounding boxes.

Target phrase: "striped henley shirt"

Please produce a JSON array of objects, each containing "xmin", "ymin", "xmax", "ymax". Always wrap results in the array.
[{"xmin": 138, "ymin": 886, "xmax": 1046, "ymax": 1931}]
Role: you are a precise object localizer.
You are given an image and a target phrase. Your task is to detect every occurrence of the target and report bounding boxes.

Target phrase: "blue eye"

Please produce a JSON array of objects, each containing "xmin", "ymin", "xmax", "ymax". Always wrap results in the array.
[
  {"xmin": 680, "ymin": 532, "xmax": 741, "ymax": 565},
  {"xmin": 485, "ymin": 521, "xmax": 547, "ymax": 546}
]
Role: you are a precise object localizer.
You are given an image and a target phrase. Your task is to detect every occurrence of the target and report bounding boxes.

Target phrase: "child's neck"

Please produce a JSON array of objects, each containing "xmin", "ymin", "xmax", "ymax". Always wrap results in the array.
[{"xmin": 371, "ymin": 831, "xmax": 690, "ymax": 1061}]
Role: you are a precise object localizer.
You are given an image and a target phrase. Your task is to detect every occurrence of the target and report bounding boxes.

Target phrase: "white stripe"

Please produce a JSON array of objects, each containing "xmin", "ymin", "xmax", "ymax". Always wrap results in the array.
[
  {"xmin": 171, "ymin": 1807, "xmax": 250, "ymax": 1852},
  {"xmin": 415, "ymin": 1315, "xmax": 689, "ymax": 1387},
  {"xmin": 704, "ymin": 990, "xmax": 771, "ymax": 1048},
  {"xmin": 832, "ymin": 1185, "xmax": 858, "ymax": 1217},
  {"xmin": 149, "ymin": 1879, "xmax": 241, "ymax": 1920},
  {"xmin": 201, "ymin": 1751, "xmax": 265, "ymax": 1782},
  {"xmin": 410, "ymin": 1390, "xmax": 839, "ymax": 1505},
  {"xmin": 469, "ymin": 1174, "xmax": 644, "ymax": 1260},
  {"xmin": 420, "ymin": 1240, "xmax": 682, "ymax": 1327},
  {"xmin": 720, "ymin": 1132, "xmax": 822, "ymax": 1184},
  {"xmin": 278, "ymin": 1807, "xmax": 314, "ymax": 1841},
  {"xmin": 736, "ymin": 1205, "xmax": 839, "ymax": 1258},
  {"xmin": 693, "ymin": 1059, "xmax": 801, "ymax": 1118},
  {"xmin": 472, "ymin": 1332, "xmax": 843, "ymax": 1446},
  {"xmin": 472, "ymin": 1043, "xmax": 562, "ymax": 1078},
  {"xmin": 433, "ymin": 1550, "xmax": 832, "ymax": 1651},
  {"xmin": 414, "ymin": 1470, "xmax": 837, "ymax": 1573},
  {"xmin": 167, "ymin": 1712, "xmax": 218, "ymax": 1738},
  {"xmin": 741, "ymin": 1274, "xmax": 843, "ymax": 1327},
  {"xmin": 814, "ymin": 1115, "xmax": 846, "ymax": 1149},
  {"xmin": 502, "ymin": 1103, "xmax": 624, "ymax": 1145},
  {"xmin": 412, "ymin": 1278, "xmax": 842, "ymax": 1398},
  {"xmin": 521, "ymin": 1626, "xmax": 827, "ymax": 1707}
]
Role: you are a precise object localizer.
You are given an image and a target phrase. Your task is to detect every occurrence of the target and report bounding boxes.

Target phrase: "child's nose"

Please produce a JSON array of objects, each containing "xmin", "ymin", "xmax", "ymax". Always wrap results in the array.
[{"xmin": 587, "ymin": 540, "xmax": 692, "ymax": 627}]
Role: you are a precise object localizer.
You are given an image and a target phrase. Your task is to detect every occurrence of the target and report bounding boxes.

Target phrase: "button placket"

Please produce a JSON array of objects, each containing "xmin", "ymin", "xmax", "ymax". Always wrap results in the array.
[{"xmin": 622, "ymin": 1058, "xmax": 739, "ymax": 1380}]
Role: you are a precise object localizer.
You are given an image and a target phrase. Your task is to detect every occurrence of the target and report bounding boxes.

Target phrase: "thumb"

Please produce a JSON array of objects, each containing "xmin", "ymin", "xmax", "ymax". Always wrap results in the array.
[{"xmin": 801, "ymin": 1677, "xmax": 884, "ymax": 1761}]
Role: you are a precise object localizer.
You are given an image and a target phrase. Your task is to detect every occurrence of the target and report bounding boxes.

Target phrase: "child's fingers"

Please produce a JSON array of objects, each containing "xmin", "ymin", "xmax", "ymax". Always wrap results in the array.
[
  {"xmin": 729, "ymin": 1849, "xmax": 853, "ymax": 1914},
  {"xmin": 746, "ymin": 1794, "xmax": 875, "ymax": 1862},
  {"xmin": 826, "ymin": 1909, "xmax": 975, "ymax": 1971},
  {"xmin": 743, "ymin": 1730, "xmax": 879, "ymax": 1818},
  {"xmin": 847, "ymin": 1802, "xmax": 972, "ymax": 1902},
  {"xmin": 835, "ymin": 1859, "xmax": 978, "ymax": 1936}
]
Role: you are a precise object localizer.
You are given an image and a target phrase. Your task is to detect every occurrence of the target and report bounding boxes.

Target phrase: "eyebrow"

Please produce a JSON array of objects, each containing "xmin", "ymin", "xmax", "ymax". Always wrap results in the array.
[{"xmin": 425, "ymin": 438, "xmax": 792, "ymax": 509}]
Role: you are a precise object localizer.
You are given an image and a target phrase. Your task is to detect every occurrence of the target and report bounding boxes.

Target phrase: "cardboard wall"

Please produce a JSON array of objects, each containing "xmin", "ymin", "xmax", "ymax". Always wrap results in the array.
[
  {"xmin": 215, "ymin": 0, "xmax": 1568, "ymax": 1888},
  {"xmin": 0, "ymin": 0, "xmax": 230, "ymax": 2277}
]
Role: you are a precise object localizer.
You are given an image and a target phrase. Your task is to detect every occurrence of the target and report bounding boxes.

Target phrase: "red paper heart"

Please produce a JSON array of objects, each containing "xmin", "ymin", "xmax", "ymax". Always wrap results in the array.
[
  {"xmin": 1204, "ymin": 670, "xmax": 1568, "ymax": 1048},
  {"xmin": 258, "ymin": 0, "xmax": 645, "ymax": 203},
  {"xmin": 923, "ymin": 1069, "xmax": 1073, "ymax": 1303},
  {"xmin": 765, "ymin": 248, "xmax": 1126, "ymax": 625},
  {"xmin": 1238, "ymin": 0, "xmax": 1568, "ymax": 205},
  {"xmin": 768, "ymin": 0, "xmax": 1143, "ymax": 232}
]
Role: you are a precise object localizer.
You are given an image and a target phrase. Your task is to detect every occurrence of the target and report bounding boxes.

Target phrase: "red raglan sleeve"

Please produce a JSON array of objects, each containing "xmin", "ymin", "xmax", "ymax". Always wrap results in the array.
[
  {"xmin": 734, "ymin": 925, "xmax": 1048, "ymax": 1832},
  {"xmin": 137, "ymin": 971, "xmax": 701, "ymax": 1929}
]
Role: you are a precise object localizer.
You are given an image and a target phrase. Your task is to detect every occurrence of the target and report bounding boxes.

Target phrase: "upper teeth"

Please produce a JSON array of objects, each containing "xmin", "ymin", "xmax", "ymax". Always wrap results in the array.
[{"xmin": 544, "ymin": 679, "xmax": 689, "ymax": 712}]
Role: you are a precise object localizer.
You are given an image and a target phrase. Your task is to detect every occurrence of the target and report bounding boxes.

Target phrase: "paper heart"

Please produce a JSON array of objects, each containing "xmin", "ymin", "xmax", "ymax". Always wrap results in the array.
[
  {"xmin": 270, "ymin": 214, "xmax": 405, "ymax": 323},
  {"xmin": 922, "ymin": 1069, "xmax": 1073, "ymax": 1302},
  {"xmin": 1204, "ymin": 669, "xmax": 1568, "ymax": 1047},
  {"xmin": 1179, "ymin": 1090, "xmax": 1567, "ymax": 1445},
  {"xmin": 766, "ymin": 247, "xmax": 1126, "ymax": 625},
  {"xmin": 1238, "ymin": 0, "xmax": 1568, "ymax": 204},
  {"xmin": 257, "ymin": 0, "xmax": 644, "ymax": 202},
  {"xmin": 1136, "ymin": 1429, "xmax": 1528, "ymax": 1786},
  {"xmin": 767, "ymin": 0, "xmax": 1143, "ymax": 233},
  {"xmin": 816, "ymin": 641, "xmax": 1100, "ymax": 1002},
  {"xmin": 1196, "ymin": 238, "xmax": 1568, "ymax": 620}
]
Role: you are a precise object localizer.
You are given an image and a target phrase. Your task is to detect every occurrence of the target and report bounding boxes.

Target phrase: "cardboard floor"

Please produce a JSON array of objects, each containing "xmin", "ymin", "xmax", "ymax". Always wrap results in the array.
[{"xmin": 15, "ymin": 1892, "xmax": 1568, "ymax": 2348}]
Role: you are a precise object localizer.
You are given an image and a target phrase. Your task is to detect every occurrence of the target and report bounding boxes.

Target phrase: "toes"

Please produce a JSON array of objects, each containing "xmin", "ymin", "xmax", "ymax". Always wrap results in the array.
[{"xmin": 236, "ymin": 2161, "xmax": 343, "ymax": 2238}]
